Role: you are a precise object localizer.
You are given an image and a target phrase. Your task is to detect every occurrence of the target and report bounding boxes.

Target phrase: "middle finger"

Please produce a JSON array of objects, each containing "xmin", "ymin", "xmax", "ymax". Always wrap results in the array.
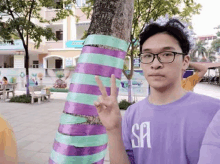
[{"xmin": 95, "ymin": 76, "xmax": 108, "ymax": 97}]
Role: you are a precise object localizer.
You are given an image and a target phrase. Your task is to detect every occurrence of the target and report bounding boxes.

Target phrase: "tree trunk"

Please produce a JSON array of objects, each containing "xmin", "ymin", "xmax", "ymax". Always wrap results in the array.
[
  {"xmin": 24, "ymin": 46, "xmax": 30, "ymax": 95},
  {"xmin": 128, "ymin": 79, "xmax": 133, "ymax": 102},
  {"xmin": 49, "ymin": 0, "xmax": 134, "ymax": 163}
]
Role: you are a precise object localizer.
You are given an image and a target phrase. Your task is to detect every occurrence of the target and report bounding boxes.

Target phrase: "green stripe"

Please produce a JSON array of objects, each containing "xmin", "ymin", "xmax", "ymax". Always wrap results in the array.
[
  {"xmin": 66, "ymin": 92, "xmax": 98, "ymax": 106},
  {"xmin": 55, "ymin": 132, "xmax": 108, "ymax": 147},
  {"xmin": 50, "ymin": 149, "xmax": 107, "ymax": 164},
  {"xmin": 84, "ymin": 34, "xmax": 129, "ymax": 52},
  {"xmin": 60, "ymin": 113, "xmax": 87, "ymax": 125},
  {"xmin": 70, "ymin": 73, "xmax": 121, "ymax": 87},
  {"xmin": 78, "ymin": 53, "xmax": 124, "ymax": 69}
]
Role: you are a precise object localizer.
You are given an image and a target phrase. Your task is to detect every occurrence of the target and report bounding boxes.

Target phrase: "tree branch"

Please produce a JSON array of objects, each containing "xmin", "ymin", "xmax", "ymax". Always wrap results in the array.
[
  {"xmin": 5, "ymin": 0, "xmax": 26, "ymax": 48},
  {"xmin": 122, "ymin": 69, "xmax": 129, "ymax": 79},
  {"xmin": 26, "ymin": 0, "xmax": 35, "ymax": 47}
]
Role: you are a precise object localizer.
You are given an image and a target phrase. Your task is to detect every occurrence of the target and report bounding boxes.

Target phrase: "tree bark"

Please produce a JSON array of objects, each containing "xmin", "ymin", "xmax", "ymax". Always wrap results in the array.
[
  {"xmin": 24, "ymin": 46, "xmax": 30, "ymax": 95},
  {"xmin": 50, "ymin": 0, "xmax": 134, "ymax": 163}
]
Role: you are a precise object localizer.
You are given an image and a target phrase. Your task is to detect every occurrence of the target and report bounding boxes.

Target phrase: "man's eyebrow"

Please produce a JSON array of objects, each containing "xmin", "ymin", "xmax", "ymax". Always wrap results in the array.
[{"xmin": 142, "ymin": 47, "xmax": 176, "ymax": 52}]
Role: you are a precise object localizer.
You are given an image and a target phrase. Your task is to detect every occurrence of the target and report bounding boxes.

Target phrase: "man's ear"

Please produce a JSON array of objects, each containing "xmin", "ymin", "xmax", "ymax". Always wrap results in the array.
[{"xmin": 182, "ymin": 55, "xmax": 190, "ymax": 70}]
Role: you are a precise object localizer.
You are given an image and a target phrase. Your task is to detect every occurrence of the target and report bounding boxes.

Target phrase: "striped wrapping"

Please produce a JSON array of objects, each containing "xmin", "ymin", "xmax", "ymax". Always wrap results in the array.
[{"xmin": 49, "ymin": 36, "xmax": 128, "ymax": 164}]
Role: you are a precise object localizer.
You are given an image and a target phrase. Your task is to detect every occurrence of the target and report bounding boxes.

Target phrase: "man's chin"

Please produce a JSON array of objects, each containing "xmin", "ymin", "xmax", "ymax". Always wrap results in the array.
[{"xmin": 150, "ymin": 84, "xmax": 170, "ymax": 92}]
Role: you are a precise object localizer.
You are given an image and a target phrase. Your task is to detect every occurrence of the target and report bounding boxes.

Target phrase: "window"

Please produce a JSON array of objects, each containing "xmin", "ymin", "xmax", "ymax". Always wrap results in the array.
[
  {"xmin": 76, "ymin": 0, "xmax": 87, "ymax": 7},
  {"xmin": 33, "ymin": 60, "xmax": 39, "ymax": 68},
  {"xmin": 56, "ymin": 31, "xmax": 63, "ymax": 40},
  {"xmin": 55, "ymin": 0, "xmax": 63, "ymax": 9},
  {"xmin": 47, "ymin": 0, "xmax": 63, "ymax": 9}
]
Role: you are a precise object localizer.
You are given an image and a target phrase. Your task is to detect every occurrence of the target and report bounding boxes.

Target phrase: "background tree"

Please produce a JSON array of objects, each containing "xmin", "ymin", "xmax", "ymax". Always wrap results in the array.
[
  {"xmin": 211, "ymin": 25, "xmax": 220, "ymax": 53},
  {"xmin": 207, "ymin": 47, "xmax": 217, "ymax": 62},
  {"xmin": 82, "ymin": 0, "xmax": 202, "ymax": 102},
  {"xmin": 211, "ymin": 39, "xmax": 220, "ymax": 53},
  {"xmin": 191, "ymin": 40, "xmax": 208, "ymax": 62},
  {"xmin": 0, "ymin": 0, "xmax": 76, "ymax": 95}
]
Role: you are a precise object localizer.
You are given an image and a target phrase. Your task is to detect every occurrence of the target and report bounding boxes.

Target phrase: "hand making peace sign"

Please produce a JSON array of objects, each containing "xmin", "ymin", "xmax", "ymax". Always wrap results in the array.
[{"xmin": 94, "ymin": 74, "xmax": 122, "ymax": 132}]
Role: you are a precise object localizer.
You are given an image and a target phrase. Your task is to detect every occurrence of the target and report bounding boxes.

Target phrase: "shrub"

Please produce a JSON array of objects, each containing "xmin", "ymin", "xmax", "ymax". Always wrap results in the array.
[
  {"xmin": 9, "ymin": 94, "xmax": 47, "ymax": 103},
  {"xmin": 56, "ymin": 71, "xmax": 64, "ymax": 79},
  {"xmin": 119, "ymin": 99, "xmax": 135, "ymax": 110}
]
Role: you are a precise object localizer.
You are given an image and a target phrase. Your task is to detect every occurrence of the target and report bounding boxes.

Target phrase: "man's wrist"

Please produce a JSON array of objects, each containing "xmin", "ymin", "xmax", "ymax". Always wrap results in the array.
[{"xmin": 106, "ymin": 126, "xmax": 122, "ymax": 136}]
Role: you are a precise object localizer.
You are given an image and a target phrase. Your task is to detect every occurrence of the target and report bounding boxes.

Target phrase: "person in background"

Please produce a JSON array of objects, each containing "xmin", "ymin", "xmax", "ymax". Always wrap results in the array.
[
  {"xmin": 181, "ymin": 62, "xmax": 208, "ymax": 91},
  {"xmin": 0, "ymin": 114, "xmax": 18, "ymax": 164},
  {"xmin": 2, "ymin": 77, "xmax": 8, "ymax": 85}
]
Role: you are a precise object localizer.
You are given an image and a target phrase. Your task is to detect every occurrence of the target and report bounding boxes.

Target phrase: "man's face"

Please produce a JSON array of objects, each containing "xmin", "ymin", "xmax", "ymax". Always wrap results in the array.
[{"xmin": 140, "ymin": 33, "xmax": 189, "ymax": 91}]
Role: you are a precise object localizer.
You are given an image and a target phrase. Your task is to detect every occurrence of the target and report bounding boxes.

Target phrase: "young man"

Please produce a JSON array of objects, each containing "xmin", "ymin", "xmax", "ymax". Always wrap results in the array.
[{"xmin": 94, "ymin": 18, "xmax": 220, "ymax": 164}]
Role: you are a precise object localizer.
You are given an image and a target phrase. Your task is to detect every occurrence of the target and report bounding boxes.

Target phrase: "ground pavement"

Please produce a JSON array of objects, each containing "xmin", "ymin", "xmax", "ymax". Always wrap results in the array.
[{"xmin": 0, "ymin": 82, "xmax": 220, "ymax": 164}]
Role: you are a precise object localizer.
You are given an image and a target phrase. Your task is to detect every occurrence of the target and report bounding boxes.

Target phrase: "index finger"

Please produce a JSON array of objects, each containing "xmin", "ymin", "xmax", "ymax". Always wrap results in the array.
[
  {"xmin": 111, "ymin": 74, "xmax": 117, "ymax": 97},
  {"xmin": 95, "ymin": 76, "xmax": 108, "ymax": 97}
]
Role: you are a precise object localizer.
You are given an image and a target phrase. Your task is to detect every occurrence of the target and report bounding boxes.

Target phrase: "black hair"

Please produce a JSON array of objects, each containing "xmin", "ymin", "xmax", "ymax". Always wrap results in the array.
[
  {"xmin": 139, "ymin": 19, "xmax": 190, "ymax": 57},
  {"xmin": 3, "ymin": 77, "xmax": 7, "ymax": 81}
]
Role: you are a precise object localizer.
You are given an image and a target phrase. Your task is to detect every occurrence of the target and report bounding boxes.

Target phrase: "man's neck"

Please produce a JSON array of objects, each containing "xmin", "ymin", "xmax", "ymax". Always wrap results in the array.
[{"xmin": 148, "ymin": 84, "xmax": 188, "ymax": 105}]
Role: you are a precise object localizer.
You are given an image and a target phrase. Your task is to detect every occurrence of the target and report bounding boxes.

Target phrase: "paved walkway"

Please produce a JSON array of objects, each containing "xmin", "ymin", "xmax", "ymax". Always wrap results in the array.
[{"xmin": 0, "ymin": 82, "xmax": 220, "ymax": 164}]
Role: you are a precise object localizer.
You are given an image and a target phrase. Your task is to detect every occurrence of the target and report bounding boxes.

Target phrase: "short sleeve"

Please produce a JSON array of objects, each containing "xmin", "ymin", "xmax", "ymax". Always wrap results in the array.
[
  {"xmin": 183, "ymin": 72, "xmax": 201, "ymax": 91},
  {"xmin": 122, "ymin": 106, "xmax": 136, "ymax": 164},
  {"xmin": 197, "ymin": 110, "xmax": 220, "ymax": 164},
  {"xmin": 187, "ymin": 72, "xmax": 201, "ymax": 86}
]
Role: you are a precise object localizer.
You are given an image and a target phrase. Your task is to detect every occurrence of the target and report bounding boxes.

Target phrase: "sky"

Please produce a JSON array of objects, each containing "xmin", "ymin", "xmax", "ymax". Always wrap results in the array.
[{"xmin": 191, "ymin": 0, "xmax": 220, "ymax": 36}]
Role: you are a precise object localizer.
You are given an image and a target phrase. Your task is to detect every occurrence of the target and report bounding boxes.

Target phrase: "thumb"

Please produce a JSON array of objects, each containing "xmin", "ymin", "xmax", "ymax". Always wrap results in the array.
[{"xmin": 94, "ymin": 101, "xmax": 105, "ymax": 113}]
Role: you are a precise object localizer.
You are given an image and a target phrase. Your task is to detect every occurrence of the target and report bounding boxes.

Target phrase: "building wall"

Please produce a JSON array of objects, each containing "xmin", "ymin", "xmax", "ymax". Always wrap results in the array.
[
  {"xmin": 48, "ymin": 58, "xmax": 56, "ymax": 68},
  {"xmin": 29, "ymin": 54, "xmax": 39, "ymax": 68},
  {"xmin": 46, "ymin": 41, "xmax": 63, "ymax": 49},
  {"xmin": 45, "ymin": 10, "xmax": 63, "ymax": 24},
  {"xmin": 48, "ymin": 50, "xmax": 81, "ymax": 58},
  {"xmin": 0, "ymin": 56, "xmax": 4, "ymax": 68},
  {"xmin": 76, "ymin": 23, "xmax": 90, "ymax": 40},
  {"xmin": 76, "ymin": 8, "xmax": 90, "ymax": 22}
]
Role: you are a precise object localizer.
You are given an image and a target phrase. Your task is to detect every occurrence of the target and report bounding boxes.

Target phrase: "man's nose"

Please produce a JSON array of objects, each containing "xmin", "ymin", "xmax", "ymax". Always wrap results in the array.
[{"xmin": 150, "ymin": 56, "xmax": 163, "ymax": 69}]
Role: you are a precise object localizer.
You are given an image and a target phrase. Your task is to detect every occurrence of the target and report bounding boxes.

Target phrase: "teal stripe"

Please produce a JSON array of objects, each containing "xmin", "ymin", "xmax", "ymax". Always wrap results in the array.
[
  {"xmin": 50, "ymin": 148, "xmax": 107, "ymax": 164},
  {"xmin": 55, "ymin": 132, "xmax": 108, "ymax": 147},
  {"xmin": 84, "ymin": 34, "xmax": 129, "ymax": 52},
  {"xmin": 70, "ymin": 73, "xmax": 121, "ymax": 87},
  {"xmin": 60, "ymin": 113, "xmax": 87, "ymax": 125},
  {"xmin": 78, "ymin": 53, "xmax": 124, "ymax": 69},
  {"xmin": 66, "ymin": 92, "xmax": 98, "ymax": 106}
]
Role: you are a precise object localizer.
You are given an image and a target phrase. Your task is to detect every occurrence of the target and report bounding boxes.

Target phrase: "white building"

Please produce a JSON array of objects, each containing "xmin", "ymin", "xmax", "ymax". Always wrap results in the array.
[{"xmin": 0, "ymin": 0, "xmax": 91, "ymax": 89}]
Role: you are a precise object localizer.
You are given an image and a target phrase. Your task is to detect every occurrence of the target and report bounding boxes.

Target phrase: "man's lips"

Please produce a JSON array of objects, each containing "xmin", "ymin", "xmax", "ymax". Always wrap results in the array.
[{"xmin": 149, "ymin": 75, "xmax": 165, "ymax": 77}]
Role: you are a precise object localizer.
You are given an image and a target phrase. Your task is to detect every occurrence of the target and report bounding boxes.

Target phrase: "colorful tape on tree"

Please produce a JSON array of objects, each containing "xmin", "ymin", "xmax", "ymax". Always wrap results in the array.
[{"xmin": 50, "ymin": 34, "xmax": 128, "ymax": 164}]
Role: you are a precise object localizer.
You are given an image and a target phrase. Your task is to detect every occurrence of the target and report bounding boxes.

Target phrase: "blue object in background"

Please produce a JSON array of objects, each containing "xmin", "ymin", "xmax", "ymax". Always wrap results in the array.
[
  {"xmin": 183, "ymin": 70, "xmax": 194, "ymax": 78},
  {"xmin": 66, "ymin": 40, "xmax": 84, "ymax": 48},
  {"xmin": 29, "ymin": 79, "xmax": 36, "ymax": 86}
]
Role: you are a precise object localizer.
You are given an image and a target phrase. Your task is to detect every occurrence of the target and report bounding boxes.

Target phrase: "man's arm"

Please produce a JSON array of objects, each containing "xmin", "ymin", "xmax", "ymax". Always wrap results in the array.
[
  {"xmin": 107, "ymin": 127, "xmax": 131, "ymax": 164},
  {"xmin": 189, "ymin": 62, "xmax": 208, "ymax": 78}
]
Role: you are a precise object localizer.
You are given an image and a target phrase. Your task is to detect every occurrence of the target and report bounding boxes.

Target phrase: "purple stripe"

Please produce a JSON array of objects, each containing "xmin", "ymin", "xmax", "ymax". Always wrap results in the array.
[
  {"xmin": 64, "ymin": 101, "xmax": 99, "ymax": 116},
  {"xmin": 81, "ymin": 46, "xmax": 126, "ymax": 59},
  {"xmin": 93, "ymin": 158, "xmax": 105, "ymax": 164},
  {"xmin": 53, "ymin": 140, "xmax": 107, "ymax": 156},
  {"xmin": 75, "ymin": 63, "xmax": 122, "ymax": 79},
  {"xmin": 69, "ymin": 83, "xmax": 119, "ymax": 96},
  {"xmin": 48, "ymin": 158, "xmax": 56, "ymax": 164},
  {"xmin": 58, "ymin": 124, "xmax": 106, "ymax": 136}
]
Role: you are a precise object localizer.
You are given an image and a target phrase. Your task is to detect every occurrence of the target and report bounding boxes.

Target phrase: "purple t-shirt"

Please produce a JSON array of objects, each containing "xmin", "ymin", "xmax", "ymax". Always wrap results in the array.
[{"xmin": 122, "ymin": 91, "xmax": 220, "ymax": 164}]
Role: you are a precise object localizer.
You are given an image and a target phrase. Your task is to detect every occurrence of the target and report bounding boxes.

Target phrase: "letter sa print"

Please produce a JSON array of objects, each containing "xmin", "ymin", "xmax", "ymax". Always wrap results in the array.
[{"xmin": 131, "ymin": 122, "xmax": 151, "ymax": 148}]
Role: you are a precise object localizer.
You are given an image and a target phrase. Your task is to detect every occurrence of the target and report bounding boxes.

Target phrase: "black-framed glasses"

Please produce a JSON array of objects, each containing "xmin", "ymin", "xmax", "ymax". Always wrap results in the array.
[{"xmin": 138, "ymin": 51, "xmax": 186, "ymax": 64}]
